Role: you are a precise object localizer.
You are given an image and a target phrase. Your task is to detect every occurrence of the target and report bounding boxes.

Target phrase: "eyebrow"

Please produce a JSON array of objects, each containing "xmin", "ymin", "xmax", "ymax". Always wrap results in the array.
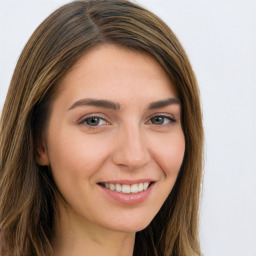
[
  {"xmin": 148, "ymin": 98, "xmax": 181, "ymax": 109},
  {"xmin": 68, "ymin": 97, "xmax": 180, "ymax": 111},
  {"xmin": 68, "ymin": 98, "xmax": 121, "ymax": 111}
]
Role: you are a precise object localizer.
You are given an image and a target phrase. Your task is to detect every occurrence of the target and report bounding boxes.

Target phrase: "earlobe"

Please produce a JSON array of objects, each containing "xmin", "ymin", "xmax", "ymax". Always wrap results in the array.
[{"xmin": 35, "ymin": 141, "xmax": 49, "ymax": 166}]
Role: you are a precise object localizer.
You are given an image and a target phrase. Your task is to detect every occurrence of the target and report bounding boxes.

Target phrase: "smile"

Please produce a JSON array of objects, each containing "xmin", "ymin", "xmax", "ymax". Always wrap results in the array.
[{"xmin": 99, "ymin": 182, "xmax": 151, "ymax": 194}]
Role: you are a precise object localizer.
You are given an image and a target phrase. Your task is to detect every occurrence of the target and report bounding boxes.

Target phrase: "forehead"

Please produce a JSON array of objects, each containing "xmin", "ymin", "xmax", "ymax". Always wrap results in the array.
[{"xmin": 56, "ymin": 44, "xmax": 178, "ymax": 107}]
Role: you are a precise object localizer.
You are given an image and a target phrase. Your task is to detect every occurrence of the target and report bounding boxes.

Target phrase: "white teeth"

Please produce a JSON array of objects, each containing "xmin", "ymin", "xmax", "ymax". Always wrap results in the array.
[
  {"xmin": 130, "ymin": 184, "xmax": 139, "ymax": 193},
  {"xmin": 101, "ymin": 182, "xmax": 150, "ymax": 193},
  {"xmin": 143, "ymin": 182, "xmax": 149, "ymax": 190},
  {"xmin": 109, "ymin": 184, "xmax": 115, "ymax": 191},
  {"xmin": 116, "ymin": 184, "xmax": 122, "ymax": 192},
  {"xmin": 122, "ymin": 185, "xmax": 130, "ymax": 193},
  {"xmin": 138, "ymin": 183, "xmax": 144, "ymax": 192}
]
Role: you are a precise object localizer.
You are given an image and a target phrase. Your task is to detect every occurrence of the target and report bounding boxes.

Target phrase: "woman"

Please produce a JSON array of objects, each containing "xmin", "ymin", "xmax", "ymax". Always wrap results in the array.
[{"xmin": 0, "ymin": 0, "xmax": 204, "ymax": 255}]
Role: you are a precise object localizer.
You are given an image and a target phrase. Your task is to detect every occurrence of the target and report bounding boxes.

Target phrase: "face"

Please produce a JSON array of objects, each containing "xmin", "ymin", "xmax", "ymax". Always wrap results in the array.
[{"xmin": 38, "ymin": 44, "xmax": 185, "ymax": 234}]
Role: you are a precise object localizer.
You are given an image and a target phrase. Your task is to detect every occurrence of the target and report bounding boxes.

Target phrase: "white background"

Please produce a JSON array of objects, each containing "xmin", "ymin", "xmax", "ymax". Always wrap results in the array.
[{"xmin": 0, "ymin": 0, "xmax": 256, "ymax": 255}]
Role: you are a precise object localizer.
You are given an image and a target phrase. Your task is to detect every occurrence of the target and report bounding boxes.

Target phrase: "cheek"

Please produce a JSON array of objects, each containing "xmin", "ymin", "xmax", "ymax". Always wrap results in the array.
[
  {"xmin": 150, "ymin": 131, "xmax": 185, "ymax": 177},
  {"xmin": 46, "ymin": 127, "xmax": 112, "ymax": 181}
]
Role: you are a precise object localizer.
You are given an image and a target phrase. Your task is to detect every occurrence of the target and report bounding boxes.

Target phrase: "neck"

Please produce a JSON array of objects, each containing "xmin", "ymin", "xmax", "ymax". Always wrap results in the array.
[{"xmin": 52, "ymin": 203, "xmax": 135, "ymax": 256}]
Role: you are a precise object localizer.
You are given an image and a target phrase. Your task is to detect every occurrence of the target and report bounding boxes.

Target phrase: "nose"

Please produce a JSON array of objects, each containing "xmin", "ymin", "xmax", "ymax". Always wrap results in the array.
[{"xmin": 111, "ymin": 124, "xmax": 151, "ymax": 170}]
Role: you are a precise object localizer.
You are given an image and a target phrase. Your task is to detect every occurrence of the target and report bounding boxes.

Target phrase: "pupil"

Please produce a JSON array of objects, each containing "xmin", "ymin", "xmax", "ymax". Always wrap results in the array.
[
  {"xmin": 152, "ymin": 116, "xmax": 164, "ymax": 125},
  {"xmin": 86, "ymin": 117, "xmax": 99, "ymax": 126}
]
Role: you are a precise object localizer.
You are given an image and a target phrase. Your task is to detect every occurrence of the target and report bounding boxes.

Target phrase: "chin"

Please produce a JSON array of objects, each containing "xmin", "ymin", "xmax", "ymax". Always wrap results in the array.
[{"xmin": 106, "ymin": 217, "xmax": 153, "ymax": 234}]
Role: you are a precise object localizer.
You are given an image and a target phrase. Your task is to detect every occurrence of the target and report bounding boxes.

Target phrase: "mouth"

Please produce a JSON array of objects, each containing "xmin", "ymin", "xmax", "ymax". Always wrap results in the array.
[{"xmin": 98, "ymin": 182, "xmax": 153, "ymax": 194}]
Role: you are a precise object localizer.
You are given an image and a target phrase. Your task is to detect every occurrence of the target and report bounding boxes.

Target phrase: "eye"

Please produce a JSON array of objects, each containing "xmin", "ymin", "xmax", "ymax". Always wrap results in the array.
[
  {"xmin": 149, "ymin": 115, "xmax": 176, "ymax": 125},
  {"xmin": 82, "ymin": 116, "xmax": 109, "ymax": 127}
]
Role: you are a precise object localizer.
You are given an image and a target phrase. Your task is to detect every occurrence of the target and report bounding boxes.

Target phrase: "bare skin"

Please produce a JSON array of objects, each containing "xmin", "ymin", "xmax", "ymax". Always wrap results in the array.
[
  {"xmin": 52, "ymin": 203, "xmax": 135, "ymax": 256},
  {"xmin": 37, "ymin": 44, "xmax": 185, "ymax": 256}
]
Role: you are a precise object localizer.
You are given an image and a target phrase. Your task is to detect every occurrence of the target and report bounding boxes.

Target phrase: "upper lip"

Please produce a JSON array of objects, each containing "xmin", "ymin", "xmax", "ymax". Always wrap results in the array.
[{"xmin": 98, "ymin": 179, "xmax": 155, "ymax": 185}]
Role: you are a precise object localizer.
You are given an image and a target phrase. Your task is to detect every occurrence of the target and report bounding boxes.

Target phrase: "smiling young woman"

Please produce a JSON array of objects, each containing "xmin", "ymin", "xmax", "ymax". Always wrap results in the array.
[{"xmin": 0, "ymin": 1, "xmax": 204, "ymax": 256}]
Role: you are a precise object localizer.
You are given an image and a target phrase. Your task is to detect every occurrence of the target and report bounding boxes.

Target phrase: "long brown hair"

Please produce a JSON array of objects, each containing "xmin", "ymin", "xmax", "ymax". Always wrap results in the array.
[{"xmin": 0, "ymin": 1, "xmax": 204, "ymax": 255}]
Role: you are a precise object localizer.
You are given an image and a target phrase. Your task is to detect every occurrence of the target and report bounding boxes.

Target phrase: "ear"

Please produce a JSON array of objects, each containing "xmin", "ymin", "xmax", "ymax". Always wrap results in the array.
[{"xmin": 35, "ymin": 138, "xmax": 50, "ymax": 166}]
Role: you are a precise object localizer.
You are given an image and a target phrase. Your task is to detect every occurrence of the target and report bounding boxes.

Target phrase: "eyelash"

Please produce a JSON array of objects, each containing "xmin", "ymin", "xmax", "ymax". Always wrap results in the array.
[
  {"xmin": 147, "ymin": 115, "xmax": 177, "ymax": 126},
  {"xmin": 78, "ymin": 114, "xmax": 110, "ymax": 128},
  {"xmin": 78, "ymin": 114, "xmax": 176, "ymax": 129}
]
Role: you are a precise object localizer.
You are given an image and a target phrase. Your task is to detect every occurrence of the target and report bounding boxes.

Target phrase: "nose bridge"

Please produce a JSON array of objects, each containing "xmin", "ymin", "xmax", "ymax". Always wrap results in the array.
[{"xmin": 112, "ymin": 121, "xmax": 151, "ymax": 169}]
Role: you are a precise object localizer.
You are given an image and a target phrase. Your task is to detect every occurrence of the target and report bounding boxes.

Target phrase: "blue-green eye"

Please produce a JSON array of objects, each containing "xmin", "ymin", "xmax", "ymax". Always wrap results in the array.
[
  {"xmin": 150, "ymin": 116, "xmax": 175, "ymax": 125},
  {"xmin": 84, "ymin": 117, "xmax": 108, "ymax": 126}
]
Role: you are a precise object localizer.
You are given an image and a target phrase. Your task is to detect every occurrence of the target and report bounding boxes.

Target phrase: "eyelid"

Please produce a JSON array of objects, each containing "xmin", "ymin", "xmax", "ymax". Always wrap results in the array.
[
  {"xmin": 146, "ymin": 113, "xmax": 177, "ymax": 123},
  {"xmin": 77, "ymin": 113, "xmax": 110, "ymax": 126},
  {"xmin": 77, "ymin": 112, "xmax": 179, "ymax": 128}
]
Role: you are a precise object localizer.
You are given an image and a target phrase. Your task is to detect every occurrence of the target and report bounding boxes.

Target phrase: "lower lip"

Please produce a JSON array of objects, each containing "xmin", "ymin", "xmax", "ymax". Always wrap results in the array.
[{"xmin": 99, "ymin": 183, "xmax": 154, "ymax": 205}]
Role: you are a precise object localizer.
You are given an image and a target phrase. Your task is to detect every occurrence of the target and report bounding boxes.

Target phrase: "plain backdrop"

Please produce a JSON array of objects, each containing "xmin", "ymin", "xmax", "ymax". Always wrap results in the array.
[{"xmin": 0, "ymin": 0, "xmax": 256, "ymax": 255}]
